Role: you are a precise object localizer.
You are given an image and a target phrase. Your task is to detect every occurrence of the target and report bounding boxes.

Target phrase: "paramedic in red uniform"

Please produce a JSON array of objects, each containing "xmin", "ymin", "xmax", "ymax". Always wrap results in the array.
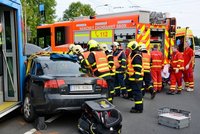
[
  {"xmin": 150, "ymin": 44, "xmax": 164, "ymax": 92},
  {"xmin": 167, "ymin": 45, "xmax": 184, "ymax": 95},
  {"xmin": 183, "ymin": 38, "xmax": 195, "ymax": 91}
]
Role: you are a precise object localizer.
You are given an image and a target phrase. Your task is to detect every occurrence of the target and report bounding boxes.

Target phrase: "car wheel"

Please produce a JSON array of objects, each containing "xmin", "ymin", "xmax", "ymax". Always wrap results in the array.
[{"xmin": 23, "ymin": 94, "xmax": 36, "ymax": 122}]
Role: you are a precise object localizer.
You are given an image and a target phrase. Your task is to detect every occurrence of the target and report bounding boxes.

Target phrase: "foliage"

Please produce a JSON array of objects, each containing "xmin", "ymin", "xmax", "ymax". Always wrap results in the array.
[
  {"xmin": 63, "ymin": 1, "xmax": 95, "ymax": 21},
  {"xmin": 194, "ymin": 36, "xmax": 200, "ymax": 46},
  {"xmin": 21, "ymin": 0, "xmax": 56, "ymax": 44}
]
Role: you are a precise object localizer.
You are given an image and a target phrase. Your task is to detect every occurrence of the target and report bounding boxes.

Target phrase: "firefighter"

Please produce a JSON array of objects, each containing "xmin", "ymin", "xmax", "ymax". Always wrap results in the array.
[
  {"xmin": 167, "ymin": 45, "xmax": 184, "ymax": 95},
  {"xmin": 183, "ymin": 38, "xmax": 194, "ymax": 91},
  {"xmin": 140, "ymin": 44, "xmax": 156, "ymax": 99},
  {"xmin": 111, "ymin": 42, "xmax": 127, "ymax": 98},
  {"xmin": 150, "ymin": 44, "xmax": 163, "ymax": 92},
  {"xmin": 127, "ymin": 41, "xmax": 143, "ymax": 113},
  {"xmin": 78, "ymin": 40, "xmax": 113, "ymax": 103},
  {"xmin": 99, "ymin": 43, "xmax": 115, "ymax": 99}
]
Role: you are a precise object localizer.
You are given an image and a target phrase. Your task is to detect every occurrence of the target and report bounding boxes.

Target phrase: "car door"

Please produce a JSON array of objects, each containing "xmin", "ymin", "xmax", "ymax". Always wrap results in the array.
[{"xmin": 29, "ymin": 60, "xmax": 45, "ymax": 104}]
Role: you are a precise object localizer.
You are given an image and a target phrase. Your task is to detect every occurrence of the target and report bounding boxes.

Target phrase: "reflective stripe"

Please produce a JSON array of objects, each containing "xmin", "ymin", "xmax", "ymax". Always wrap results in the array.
[
  {"xmin": 121, "ymin": 65, "xmax": 126, "ymax": 68},
  {"xmin": 108, "ymin": 98, "xmax": 112, "ymax": 101},
  {"xmin": 129, "ymin": 77, "xmax": 143, "ymax": 81},
  {"xmin": 127, "ymin": 89, "xmax": 132, "ymax": 92},
  {"xmin": 122, "ymin": 59, "xmax": 126, "ymax": 62},
  {"xmin": 114, "ymin": 86, "xmax": 121, "ymax": 89},
  {"xmin": 99, "ymin": 73, "xmax": 110, "ymax": 78},
  {"xmin": 141, "ymin": 88, "xmax": 144, "ymax": 91},
  {"xmin": 135, "ymin": 72, "xmax": 142, "ymax": 75},
  {"xmin": 91, "ymin": 62, "xmax": 96, "ymax": 67},
  {"xmin": 152, "ymin": 60, "xmax": 162, "ymax": 62},
  {"xmin": 144, "ymin": 70, "xmax": 150, "ymax": 72},
  {"xmin": 135, "ymin": 101, "xmax": 143, "ymax": 104},
  {"xmin": 110, "ymin": 90, "xmax": 115, "ymax": 94},
  {"xmin": 151, "ymin": 65, "xmax": 162, "ymax": 68},
  {"xmin": 120, "ymin": 87, "xmax": 126, "ymax": 90},
  {"xmin": 133, "ymin": 64, "xmax": 142, "ymax": 68}
]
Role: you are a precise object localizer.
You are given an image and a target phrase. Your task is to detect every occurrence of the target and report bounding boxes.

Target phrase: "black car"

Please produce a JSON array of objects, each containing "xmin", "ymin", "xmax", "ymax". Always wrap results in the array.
[{"xmin": 23, "ymin": 55, "xmax": 108, "ymax": 122}]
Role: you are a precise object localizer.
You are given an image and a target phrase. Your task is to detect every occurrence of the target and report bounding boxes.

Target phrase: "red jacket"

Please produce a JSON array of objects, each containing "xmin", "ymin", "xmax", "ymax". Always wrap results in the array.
[
  {"xmin": 183, "ymin": 47, "xmax": 194, "ymax": 69},
  {"xmin": 171, "ymin": 51, "xmax": 184, "ymax": 71},
  {"xmin": 150, "ymin": 50, "xmax": 163, "ymax": 71}
]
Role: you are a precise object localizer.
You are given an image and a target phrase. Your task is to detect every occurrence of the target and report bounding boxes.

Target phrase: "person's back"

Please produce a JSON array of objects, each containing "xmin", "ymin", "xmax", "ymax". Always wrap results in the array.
[{"xmin": 150, "ymin": 50, "xmax": 163, "ymax": 71}]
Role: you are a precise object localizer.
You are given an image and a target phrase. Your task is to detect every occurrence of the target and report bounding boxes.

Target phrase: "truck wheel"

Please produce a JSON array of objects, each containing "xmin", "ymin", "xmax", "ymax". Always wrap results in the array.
[{"xmin": 23, "ymin": 94, "xmax": 36, "ymax": 122}]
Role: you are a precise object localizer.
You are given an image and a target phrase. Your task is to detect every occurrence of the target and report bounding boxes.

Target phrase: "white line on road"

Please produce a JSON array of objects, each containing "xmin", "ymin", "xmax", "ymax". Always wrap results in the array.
[{"xmin": 24, "ymin": 128, "xmax": 37, "ymax": 134}]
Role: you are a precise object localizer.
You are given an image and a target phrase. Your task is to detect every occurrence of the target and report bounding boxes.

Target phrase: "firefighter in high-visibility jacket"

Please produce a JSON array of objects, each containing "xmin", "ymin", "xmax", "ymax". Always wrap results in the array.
[
  {"xmin": 150, "ymin": 44, "xmax": 164, "ymax": 92},
  {"xmin": 167, "ymin": 45, "xmax": 184, "ymax": 95},
  {"xmin": 79, "ymin": 40, "xmax": 113, "ymax": 102},
  {"xmin": 140, "ymin": 44, "xmax": 156, "ymax": 99},
  {"xmin": 127, "ymin": 41, "xmax": 143, "ymax": 113},
  {"xmin": 99, "ymin": 43, "xmax": 115, "ymax": 99},
  {"xmin": 111, "ymin": 42, "xmax": 127, "ymax": 98},
  {"xmin": 183, "ymin": 38, "xmax": 194, "ymax": 92}
]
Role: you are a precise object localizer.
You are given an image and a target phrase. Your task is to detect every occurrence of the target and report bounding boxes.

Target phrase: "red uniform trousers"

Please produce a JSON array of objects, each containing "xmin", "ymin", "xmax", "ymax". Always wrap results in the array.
[
  {"xmin": 183, "ymin": 68, "xmax": 194, "ymax": 89},
  {"xmin": 170, "ymin": 71, "xmax": 183, "ymax": 91},
  {"xmin": 151, "ymin": 69, "xmax": 162, "ymax": 92}
]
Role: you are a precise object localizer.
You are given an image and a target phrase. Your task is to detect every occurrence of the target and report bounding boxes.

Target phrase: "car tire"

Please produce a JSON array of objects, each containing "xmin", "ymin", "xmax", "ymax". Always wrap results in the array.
[{"xmin": 23, "ymin": 94, "xmax": 36, "ymax": 122}]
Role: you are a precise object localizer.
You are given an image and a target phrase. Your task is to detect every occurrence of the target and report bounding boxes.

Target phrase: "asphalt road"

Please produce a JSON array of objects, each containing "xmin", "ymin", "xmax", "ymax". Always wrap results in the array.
[{"xmin": 0, "ymin": 58, "xmax": 200, "ymax": 134}]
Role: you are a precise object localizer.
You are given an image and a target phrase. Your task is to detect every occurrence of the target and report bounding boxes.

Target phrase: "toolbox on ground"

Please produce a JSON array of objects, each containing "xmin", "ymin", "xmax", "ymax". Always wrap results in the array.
[
  {"xmin": 158, "ymin": 107, "xmax": 191, "ymax": 129},
  {"xmin": 78, "ymin": 99, "xmax": 122, "ymax": 134}
]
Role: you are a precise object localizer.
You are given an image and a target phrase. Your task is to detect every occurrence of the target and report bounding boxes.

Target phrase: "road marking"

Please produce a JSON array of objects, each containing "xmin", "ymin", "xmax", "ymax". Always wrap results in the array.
[
  {"xmin": 24, "ymin": 128, "xmax": 37, "ymax": 134},
  {"xmin": 45, "ymin": 114, "xmax": 62, "ymax": 123}
]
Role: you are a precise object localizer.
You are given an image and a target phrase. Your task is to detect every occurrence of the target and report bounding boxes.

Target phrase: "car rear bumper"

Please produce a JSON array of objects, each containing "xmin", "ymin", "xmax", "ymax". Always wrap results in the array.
[{"xmin": 33, "ymin": 93, "xmax": 107, "ymax": 113}]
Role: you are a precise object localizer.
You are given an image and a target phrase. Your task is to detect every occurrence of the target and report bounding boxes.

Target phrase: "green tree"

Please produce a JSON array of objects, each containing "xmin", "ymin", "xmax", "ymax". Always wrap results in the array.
[
  {"xmin": 21, "ymin": 0, "xmax": 56, "ymax": 44},
  {"xmin": 63, "ymin": 2, "xmax": 95, "ymax": 21},
  {"xmin": 194, "ymin": 36, "xmax": 200, "ymax": 46}
]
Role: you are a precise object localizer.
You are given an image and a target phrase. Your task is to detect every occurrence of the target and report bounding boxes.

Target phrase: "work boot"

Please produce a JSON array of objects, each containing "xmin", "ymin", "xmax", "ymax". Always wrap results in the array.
[
  {"xmin": 176, "ymin": 90, "xmax": 182, "ymax": 94},
  {"xmin": 130, "ymin": 107, "xmax": 143, "ymax": 113},
  {"xmin": 151, "ymin": 91, "xmax": 156, "ymax": 99},
  {"xmin": 166, "ymin": 90, "xmax": 175, "ymax": 95}
]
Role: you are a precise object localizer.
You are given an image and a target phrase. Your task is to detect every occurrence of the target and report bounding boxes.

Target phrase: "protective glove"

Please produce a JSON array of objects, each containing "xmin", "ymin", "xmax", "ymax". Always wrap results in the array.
[
  {"xmin": 185, "ymin": 64, "xmax": 190, "ymax": 70},
  {"xmin": 175, "ymin": 68, "xmax": 179, "ymax": 73}
]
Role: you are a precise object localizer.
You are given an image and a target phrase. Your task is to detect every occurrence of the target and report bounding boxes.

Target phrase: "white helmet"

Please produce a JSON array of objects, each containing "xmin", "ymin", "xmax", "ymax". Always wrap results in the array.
[
  {"xmin": 99, "ymin": 43, "xmax": 108, "ymax": 51},
  {"xmin": 140, "ymin": 44, "xmax": 147, "ymax": 51},
  {"xmin": 111, "ymin": 42, "xmax": 120, "ymax": 49},
  {"xmin": 73, "ymin": 45, "xmax": 84, "ymax": 54},
  {"xmin": 69, "ymin": 44, "xmax": 75, "ymax": 51}
]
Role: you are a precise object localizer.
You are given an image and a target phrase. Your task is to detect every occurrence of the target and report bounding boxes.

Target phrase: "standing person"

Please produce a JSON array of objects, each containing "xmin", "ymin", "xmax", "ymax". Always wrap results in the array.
[
  {"xmin": 111, "ymin": 42, "xmax": 127, "ymax": 98},
  {"xmin": 78, "ymin": 40, "xmax": 113, "ymax": 103},
  {"xmin": 150, "ymin": 44, "xmax": 164, "ymax": 93},
  {"xmin": 183, "ymin": 38, "xmax": 195, "ymax": 91},
  {"xmin": 127, "ymin": 41, "xmax": 143, "ymax": 113},
  {"xmin": 140, "ymin": 44, "xmax": 156, "ymax": 99},
  {"xmin": 167, "ymin": 45, "xmax": 184, "ymax": 95},
  {"xmin": 99, "ymin": 43, "xmax": 115, "ymax": 100}
]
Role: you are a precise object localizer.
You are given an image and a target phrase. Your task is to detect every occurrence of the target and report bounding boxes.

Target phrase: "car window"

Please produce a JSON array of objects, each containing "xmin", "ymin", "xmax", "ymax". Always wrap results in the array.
[
  {"xmin": 30, "ymin": 61, "xmax": 36, "ymax": 75},
  {"xmin": 40, "ymin": 60, "xmax": 83, "ymax": 76},
  {"xmin": 36, "ymin": 63, "xmax": 44, "ymax": 75},
  {"xmin": 195, "ymin": 46, "xmax": 199, "ymax": 50}
]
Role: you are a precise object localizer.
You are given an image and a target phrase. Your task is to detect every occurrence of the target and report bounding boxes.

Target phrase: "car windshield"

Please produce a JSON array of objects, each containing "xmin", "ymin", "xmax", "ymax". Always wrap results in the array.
[{"xmin": 40, "ymin": 60, "xmax": 83, "ymax": 76}]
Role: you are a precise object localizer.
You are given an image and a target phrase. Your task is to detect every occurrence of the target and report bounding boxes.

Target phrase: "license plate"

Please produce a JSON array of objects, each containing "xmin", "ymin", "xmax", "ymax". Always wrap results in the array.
[{"xmin": 70, "ymin": 85, "xmax": 93, "ymax": 92}]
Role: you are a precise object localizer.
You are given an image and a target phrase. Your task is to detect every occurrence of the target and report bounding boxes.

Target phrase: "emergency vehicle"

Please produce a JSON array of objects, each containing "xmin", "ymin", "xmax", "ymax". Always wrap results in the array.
[{"xmin": 37, "ymin": 10, "xmax": 194, "ymax": 64}]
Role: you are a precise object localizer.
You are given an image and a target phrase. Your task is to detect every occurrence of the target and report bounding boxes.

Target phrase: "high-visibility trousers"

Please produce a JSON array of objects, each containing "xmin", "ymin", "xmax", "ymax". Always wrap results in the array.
[
  {"xmin": 170, "ymin": 71, "xmax": 183, "ymax": 91},
  {"xmin": 183, "ymin": 69, "xmax": 194, "ymax": 89},
  {"xmin": 114, "ymin": 73, "xmax": 126, "ymax": 95},
  {"xmin": 151, "ymin": 70, "xmax": 162, "ymax": 91},
  {"xmin": 130, "ymin": 81, "xmax": 143, "ymax": 111},
  {"xmin": 106, "ymin": 78, "xmax": 115, "ymax": 103},
  {"xmin": 142, "ymin": 72, "xmax": 154, "ymax": 96}
]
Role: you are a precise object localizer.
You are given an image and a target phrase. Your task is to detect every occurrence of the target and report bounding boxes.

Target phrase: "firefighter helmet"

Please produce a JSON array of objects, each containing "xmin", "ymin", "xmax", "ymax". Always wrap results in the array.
[
  {"xmin": 69, "ymin": 44, "xmax": 75, "ymax": 51},
  {"xmin": 127, "ymin": 41, "xmax": 139, "ymax": 50},
  {"xmin": 73, "ymin": 45, "xmax": 84, "ymax": 54},
  {"xmin": 88, "ymin": 40, "xmax": 99, "ymax": 50},
  {"xmin": 99, "ymin": 43, "xmax": 108, "ymax": 51},
  {"xmin": 111, "ymin": 42, "xmax": 120, "ymax": 49},
  {"xmin": 140, "ymin": 44, "xmax": 147, "ymax": 51}
]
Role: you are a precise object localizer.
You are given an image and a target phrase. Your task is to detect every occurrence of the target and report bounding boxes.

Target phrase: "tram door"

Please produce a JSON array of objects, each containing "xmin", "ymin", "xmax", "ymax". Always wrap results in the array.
[{"xmin": 0, "ymin": 7, "xmax": 18, "ymax": 102}]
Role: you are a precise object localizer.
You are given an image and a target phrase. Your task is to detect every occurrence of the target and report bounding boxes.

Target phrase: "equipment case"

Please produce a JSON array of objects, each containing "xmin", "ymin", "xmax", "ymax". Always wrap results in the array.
[{"xmin": 158, "ymin": 107, "xmax": 191, "ymax": 129}]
